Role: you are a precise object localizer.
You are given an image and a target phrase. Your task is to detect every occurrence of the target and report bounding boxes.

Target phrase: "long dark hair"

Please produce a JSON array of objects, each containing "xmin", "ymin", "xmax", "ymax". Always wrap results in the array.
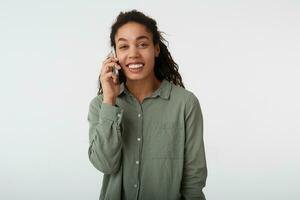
[{"xmin": 97, "ymin": 9, "xmax": 185, "ymax": 95}]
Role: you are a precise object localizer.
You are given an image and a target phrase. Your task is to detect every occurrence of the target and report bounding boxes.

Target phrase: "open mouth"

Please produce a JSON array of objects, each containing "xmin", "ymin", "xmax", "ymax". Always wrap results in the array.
[
  {"xmin": 127, "ymin": 63, "xmax": 144, "ymax": 73},
  {"xmin": 127, "ymin": 63, "xmax": 144, "ymax": 69}
]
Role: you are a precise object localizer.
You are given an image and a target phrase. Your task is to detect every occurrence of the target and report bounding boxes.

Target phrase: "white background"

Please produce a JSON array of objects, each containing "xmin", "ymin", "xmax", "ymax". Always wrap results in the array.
[{"xmin": 0, "ymin": 0, "xmax": 299, "ymax": 199}]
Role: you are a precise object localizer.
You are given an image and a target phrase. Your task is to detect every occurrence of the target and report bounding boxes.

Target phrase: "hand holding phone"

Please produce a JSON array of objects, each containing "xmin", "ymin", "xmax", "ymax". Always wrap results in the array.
[
  {"xmin": 100, "ymin": 49, "xmax": 121, "ymax": 105},
  {"xmin": 107, "ymin": 49, "xmax": 119, "ymax": 76}
]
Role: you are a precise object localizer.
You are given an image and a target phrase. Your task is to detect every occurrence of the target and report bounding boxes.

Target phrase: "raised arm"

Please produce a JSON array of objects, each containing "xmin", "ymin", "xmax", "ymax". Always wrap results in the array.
[{"xmin": 87, "ymin": 96, "xmax": 123, "ymax": 174}]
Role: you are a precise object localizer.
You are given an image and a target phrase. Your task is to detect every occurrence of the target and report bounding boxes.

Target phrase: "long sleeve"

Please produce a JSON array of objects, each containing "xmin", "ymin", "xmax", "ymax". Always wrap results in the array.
[
  {"xmin": 181, "ymin": 93, "xmax": 207, "ymax": 200},
  {"xmin": 87, "ymin": 96, "xmax": 124, "ymax": 174}
]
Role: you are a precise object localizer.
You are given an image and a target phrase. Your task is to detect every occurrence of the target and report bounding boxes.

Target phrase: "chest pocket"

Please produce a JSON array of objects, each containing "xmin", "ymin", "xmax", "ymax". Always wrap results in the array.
[{"xmin": 146, "ymin": 122, "xmax": 184, "ymax": 159}]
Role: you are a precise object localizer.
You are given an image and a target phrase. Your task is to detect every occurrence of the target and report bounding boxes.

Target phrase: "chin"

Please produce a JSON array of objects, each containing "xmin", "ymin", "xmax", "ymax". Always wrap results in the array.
[
  {"xmin": 124, "ymin": 72, "xmax": 145, "ymax": 80},
  {"xmin": 123, "ymin": 67, "xmax": 155, "ymax": 82},
  {"xmin": 126, "ymin": 76, "xmax": 146, "ymax": 81}
]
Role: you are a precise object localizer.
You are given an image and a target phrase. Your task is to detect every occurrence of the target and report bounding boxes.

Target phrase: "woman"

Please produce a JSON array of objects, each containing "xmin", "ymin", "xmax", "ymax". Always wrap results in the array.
[{"xmin": 87, "ymin": 10, "xmax": 207, "ymax": 200}]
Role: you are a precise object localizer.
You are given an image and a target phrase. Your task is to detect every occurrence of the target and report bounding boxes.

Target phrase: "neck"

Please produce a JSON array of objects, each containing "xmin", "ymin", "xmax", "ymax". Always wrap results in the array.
[{"xmin": 125, "ymin": 76, "xmax": 162, "ymax": 102}]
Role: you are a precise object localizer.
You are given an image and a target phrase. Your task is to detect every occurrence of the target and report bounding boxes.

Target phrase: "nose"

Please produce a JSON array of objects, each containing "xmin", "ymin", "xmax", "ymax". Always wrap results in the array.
[{"xmin": 128, "ymin": 46, "xmax": 139, "ymax": 59}]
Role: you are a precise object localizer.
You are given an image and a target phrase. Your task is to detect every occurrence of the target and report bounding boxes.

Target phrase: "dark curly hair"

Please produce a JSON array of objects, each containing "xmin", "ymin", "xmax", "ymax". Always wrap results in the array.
[{"xmin": 97, "ymin": 9, "xmax": 185, "ymax": 95}]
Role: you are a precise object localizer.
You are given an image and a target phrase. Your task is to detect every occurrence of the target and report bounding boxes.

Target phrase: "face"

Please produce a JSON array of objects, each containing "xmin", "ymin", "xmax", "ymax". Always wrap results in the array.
[{"xmin": 114, "ymin": 22, "xmax": 160, "ymax": 83}]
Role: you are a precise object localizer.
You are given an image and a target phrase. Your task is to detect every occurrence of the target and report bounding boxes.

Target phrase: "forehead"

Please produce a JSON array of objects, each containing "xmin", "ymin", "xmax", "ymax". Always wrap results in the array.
[{"xmin": 115, "ymin": 22, "xmax": 153, "ymax": 42}]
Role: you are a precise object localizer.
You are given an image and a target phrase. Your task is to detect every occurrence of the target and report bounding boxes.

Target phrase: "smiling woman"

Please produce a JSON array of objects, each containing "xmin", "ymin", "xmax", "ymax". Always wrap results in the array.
[
  {"xmin": 114, "ymin": 22, "xmax": 160, "ymax": 86},
  {"xmin": 87, "ymin": 9, "xmax": 207, "ymax": 200}
]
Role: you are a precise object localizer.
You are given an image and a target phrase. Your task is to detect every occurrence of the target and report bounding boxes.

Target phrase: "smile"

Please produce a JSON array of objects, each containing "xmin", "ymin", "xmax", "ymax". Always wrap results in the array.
[{"xmin": 128, "ymin": 63, "xmax": 144, "ymax": 69}]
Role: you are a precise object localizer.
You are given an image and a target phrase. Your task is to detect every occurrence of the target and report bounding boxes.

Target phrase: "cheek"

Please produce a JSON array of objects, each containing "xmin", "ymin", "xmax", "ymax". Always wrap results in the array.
[
  {"xmin": 119, "ymin": 61, "xmax": 126, "ymax": 68},
  {"xmin": 147, "ymin": 54, "xmax": 156, "ymax": 66},
  {"xmin": 117, "ymin": 56, "xmax": 126, "ymax": 68},
  {"xmin": 142, "ymin": 51, "xmax": 154, "ymax": 62}
]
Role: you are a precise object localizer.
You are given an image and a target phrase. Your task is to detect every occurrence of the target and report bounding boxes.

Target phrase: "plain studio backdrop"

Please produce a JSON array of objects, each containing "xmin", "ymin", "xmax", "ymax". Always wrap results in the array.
[{"xmin": 0, "ymin": 0, "xmax": 299, "ymax": 199}]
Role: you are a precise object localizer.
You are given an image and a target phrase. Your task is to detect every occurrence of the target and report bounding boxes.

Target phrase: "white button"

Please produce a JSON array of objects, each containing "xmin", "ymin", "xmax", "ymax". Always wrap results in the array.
[
  {"xmin": 117, "ymin": 113, "xmax": 121, "ymax": 118},
  {"xmin": 134, "ymin": 184, "xmax": 138, "ymax": 188},
  {"xmin": 137, "ymin": 138, "xmax": 141, "ymax": 141},
  {"xmin": 138, "ymin": 113, "xmax": 141, "ymax": 117},
  {"xmin": 135, "ymin": 161, "xmax": 139, "ymax": 165}
]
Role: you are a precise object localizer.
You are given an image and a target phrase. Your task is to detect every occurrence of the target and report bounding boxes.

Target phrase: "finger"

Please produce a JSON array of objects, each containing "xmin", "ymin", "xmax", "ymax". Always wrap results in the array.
[
  {"xmin": 102, "ymin": 63, "xmax": 121, "ymax": 74},
  {"xmin": 99, "ymin": 66, "xmax": 112, "ymax": 80},
  {"xmin": 101, "ymin": 71, "xmax": 114, "ymax": 81},
  {"xmin": 113, "ymin": 77, "xmax": 120, "ymax": 84},
  {"xmin": 102, "ymin": 56, "xmax": 119, "ymax": 66},
  {"xmin": 101, "ymin": 70, "xmax": 118, "ymax": 79},
  {"xmin": 103, "ymin": 71, "xmax": 118, "ymax": 83},
  {"xmin": 111, "ymin": 74, "xmax": 119, "ymax": 84},
  {"xmin": 100, "ymin": 62, "xmax": 114, "ymax": 74},
  {"xmin": 112, "ymin": 76, "xmax": 116, "ymax": 84}
]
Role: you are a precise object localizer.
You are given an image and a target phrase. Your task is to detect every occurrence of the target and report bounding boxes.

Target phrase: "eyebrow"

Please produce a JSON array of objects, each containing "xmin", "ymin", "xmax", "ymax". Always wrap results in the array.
[{"xmin": 117, "ymin": 35, "xmax": 150, "ymax": 42}]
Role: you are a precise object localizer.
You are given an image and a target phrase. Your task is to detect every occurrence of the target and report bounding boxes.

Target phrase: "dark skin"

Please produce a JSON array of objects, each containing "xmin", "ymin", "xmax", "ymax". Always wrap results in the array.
[{"xmin": 100, "ymin": 22, "xmax": 160, "ymax": 104}]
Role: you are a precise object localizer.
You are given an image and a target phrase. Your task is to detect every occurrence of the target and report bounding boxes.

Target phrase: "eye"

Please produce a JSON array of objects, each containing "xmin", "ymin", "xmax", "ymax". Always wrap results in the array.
[
  {"xmin": 119, "ymin": 45, "xmax": 128, "ymax": 49},
  {"xmin": 138, "ymin": 43, "xmax": 148, "ymax": 48}
]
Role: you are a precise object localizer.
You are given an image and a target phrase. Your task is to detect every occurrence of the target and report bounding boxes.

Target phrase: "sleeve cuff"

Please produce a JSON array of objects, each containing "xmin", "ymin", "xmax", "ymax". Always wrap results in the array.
[{"xmin": 99, "ymin": 102, "xmax": 124, "ymax": 125}]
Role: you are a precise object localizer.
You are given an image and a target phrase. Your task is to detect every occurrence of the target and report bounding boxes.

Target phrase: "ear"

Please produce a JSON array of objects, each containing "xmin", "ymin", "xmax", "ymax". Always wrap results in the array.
[{"xmin": 154, "ymin": 43, "xmax": 160, "ymax": 57}]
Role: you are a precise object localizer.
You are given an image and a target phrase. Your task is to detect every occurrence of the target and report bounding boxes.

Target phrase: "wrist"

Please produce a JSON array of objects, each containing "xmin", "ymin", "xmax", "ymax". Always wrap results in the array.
[{"xmin": 103, "ymin": 97, "xmax": 116, "ymax": 106}]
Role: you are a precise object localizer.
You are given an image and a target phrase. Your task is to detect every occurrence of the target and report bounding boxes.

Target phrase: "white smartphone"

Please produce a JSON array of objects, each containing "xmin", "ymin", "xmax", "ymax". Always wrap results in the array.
[{"xmin": 110, "ymin": 48, "xmax": 119, "ymax": 76}]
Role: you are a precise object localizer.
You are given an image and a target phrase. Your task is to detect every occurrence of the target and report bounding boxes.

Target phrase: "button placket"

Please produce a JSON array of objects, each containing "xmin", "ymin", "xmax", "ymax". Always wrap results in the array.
[
  {"xmin": 135, "ymin": 109, "xmax": 142, "ymax": 193},
  {"xmin": 116, "ymin": 111, "xmax": 123, "ymax": 126}
]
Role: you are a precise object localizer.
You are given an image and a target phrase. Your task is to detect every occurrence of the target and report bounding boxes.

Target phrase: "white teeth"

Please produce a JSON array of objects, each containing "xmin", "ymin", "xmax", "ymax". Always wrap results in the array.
[{"xmin": 128, "ymin": 63, "xmax": 144, "ymax": 69}]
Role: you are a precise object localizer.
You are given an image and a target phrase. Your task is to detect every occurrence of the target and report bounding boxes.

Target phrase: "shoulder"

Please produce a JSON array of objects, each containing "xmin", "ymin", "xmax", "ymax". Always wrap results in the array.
[
  {"xmin": 169, "ymin": 82, "xmax": 200, "ymax": 106},
  {"xmin": 88, "ymin": 94, "xmax": 104, "ymax": 108}
]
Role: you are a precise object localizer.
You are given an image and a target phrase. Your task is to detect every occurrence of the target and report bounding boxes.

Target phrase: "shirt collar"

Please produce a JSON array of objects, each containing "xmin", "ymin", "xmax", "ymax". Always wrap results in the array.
[{"xmin": 118, "ymin": 79, "xmax": 172, "ymax": 100}]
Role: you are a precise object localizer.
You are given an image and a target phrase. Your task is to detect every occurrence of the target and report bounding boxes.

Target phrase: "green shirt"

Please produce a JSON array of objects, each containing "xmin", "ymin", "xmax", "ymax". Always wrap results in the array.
[{"xmin": 87, "ymin": 79, "xmax": 207, "ymax": 200}]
